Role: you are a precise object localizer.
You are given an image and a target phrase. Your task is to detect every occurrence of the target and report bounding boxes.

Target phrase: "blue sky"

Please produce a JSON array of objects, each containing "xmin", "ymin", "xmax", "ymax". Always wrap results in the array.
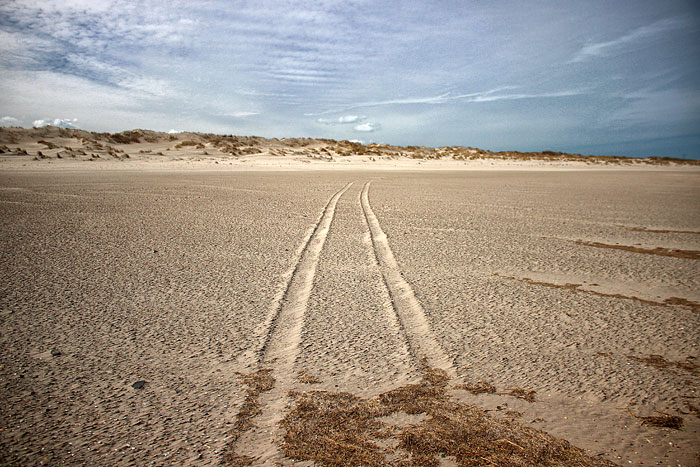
[{"xmin": 1, "ymin": 0, "xmax": 699, "ymax": 158}]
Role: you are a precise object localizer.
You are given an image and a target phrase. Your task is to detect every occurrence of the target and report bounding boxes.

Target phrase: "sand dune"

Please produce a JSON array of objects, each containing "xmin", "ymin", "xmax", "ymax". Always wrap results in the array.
[
  {"xmin": 1, "ymin": 126, "xmax": 699, "ymax": 171},
  {"xmin": 0, "ymin": 139, "xmax": 699, "ymax": 465}
]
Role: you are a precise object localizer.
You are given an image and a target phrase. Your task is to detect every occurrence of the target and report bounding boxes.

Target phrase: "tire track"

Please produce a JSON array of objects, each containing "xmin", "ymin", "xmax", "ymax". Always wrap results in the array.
[
  {"xmin": 229, "ymin": 182, "xmax": 352, "ymax": 464},
  {"xmin": 360, "ymin": 180, "xmax": 456, "ymax": 378},
  {"xmin": 251, "ymin": 182, "xmax": 352, "ymax": 361}
]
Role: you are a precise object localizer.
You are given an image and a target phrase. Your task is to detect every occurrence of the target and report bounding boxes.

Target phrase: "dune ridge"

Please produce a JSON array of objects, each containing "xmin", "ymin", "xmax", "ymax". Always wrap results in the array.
[{"xmin": 1, "ymin": 126, "xmax": 698, "ymax": 170}]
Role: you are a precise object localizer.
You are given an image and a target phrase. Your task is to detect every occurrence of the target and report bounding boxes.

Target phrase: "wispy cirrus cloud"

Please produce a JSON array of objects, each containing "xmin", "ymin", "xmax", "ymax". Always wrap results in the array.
[
  {"xmin": 0, "ymin": 1, "xmax": 190, "ymax": 101},
  {"xmin": 220, "ymin": 111, "xmax": 259, "ymax": 118},
  {"xmin": 603, "ymin": 88, "xmax": 700, "ymax": 128},
  {"xmin": 310, "ymin": 86, "xmax": 583, "ymax": 116},
  {"xmin": 569, "ymin": 17, "xmax": 689, "ymax": 63},
  {"xmin": 468, "ymin": 89, "xmax": 584, "ymax": 102}
]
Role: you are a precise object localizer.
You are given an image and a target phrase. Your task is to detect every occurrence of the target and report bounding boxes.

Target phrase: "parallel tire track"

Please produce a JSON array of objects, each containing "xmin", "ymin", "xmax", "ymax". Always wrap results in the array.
[
  {"xmin": 231, "ymin": 182, "xmax": 352, "ymax": 464},
  {"xmin": 254, "ymin": 182, "xmax": 353, "ymax": 360},
  {"xmin": 360, "ymin": 180, "xmax": 456, "ymax": 378}
]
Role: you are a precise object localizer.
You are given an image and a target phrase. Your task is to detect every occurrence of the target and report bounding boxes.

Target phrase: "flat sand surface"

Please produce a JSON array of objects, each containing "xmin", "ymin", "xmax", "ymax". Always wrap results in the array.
[{"xmin": 1, "ymin": 168, "xmax": 699, "ymax": 465}]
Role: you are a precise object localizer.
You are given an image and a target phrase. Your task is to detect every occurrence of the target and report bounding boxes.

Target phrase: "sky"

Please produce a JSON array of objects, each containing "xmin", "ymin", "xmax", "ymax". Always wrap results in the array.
[{"xmin": 1, "ymin": 0, "xmax": 699, "ymax": 158}]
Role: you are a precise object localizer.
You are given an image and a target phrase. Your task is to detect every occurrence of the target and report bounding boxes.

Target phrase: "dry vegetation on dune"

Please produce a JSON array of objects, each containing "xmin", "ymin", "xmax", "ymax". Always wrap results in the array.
[{"xmin": 1, "ymin": 126, "xmax": 698, "ymax": 165}]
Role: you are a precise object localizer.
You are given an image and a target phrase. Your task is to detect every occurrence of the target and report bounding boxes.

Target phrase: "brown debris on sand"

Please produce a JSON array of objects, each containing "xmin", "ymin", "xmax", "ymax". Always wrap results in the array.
[
  {"xmin": 663, "ymin": 297, "xmax": 700, "ymax": 313},
  {"xmin": 627, "ymin": 409, "xmax": 685, "ymax": 430},
  {"xmin": 500, "ymin": 388, "xmax": 537, "ymax": 403},
  {"xmin": 221, "ymin": 368, "xmax": 275, "ymax": 466},
  {"xmin": 497, "ymin": 274, "xmax": 700, "ymax": 313},
  {"xmin": 625, "ymin": 226, "xmax": 700, "ymax": 235},
  {"xmin": 640, "ymin": 414, "xmax": 684, "ymax": 429},
  {"xmin": 628, "ymin": 354, "xmax": 698, "ymax": 375},
  {"xmin": 454, "ymin": 381, "xmax": 497, "ymax": 395},
  {"xmin": 279, "ymin": 368, "xmax": 613, "ymax": 466},
  {"xmin": 297, "ymin": 371, "xmax": 322, "ymax": 384},
  {"xmin": 574, "ymin": 240, "xmax": 700, "ymax": 260}
]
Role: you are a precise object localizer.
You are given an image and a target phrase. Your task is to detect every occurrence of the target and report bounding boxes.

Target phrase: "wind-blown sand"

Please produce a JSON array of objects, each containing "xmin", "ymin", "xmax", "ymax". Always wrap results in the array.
[{"xmin": 1, "ymin": 129, "xmax": 699, "ymax": 465}]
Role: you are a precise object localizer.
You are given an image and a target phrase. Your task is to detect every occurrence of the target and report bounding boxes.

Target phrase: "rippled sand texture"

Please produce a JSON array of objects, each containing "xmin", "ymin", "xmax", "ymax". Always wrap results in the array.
[{"xmin": 1, "ymin": 170, "xmax": 698, "ymax": 465}]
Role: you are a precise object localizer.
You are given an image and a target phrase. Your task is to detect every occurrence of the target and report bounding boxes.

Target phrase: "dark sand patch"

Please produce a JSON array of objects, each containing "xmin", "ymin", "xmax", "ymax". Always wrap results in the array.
[
  {"xmin": 574, "ymin": 240, "xmax": 700, "ymax": 260},
  {"xmin": 628, "ymin": 354, "xmax": 698, "ymax": 375},
  {"xmin": 497, "ymin": 274, "xmax": 700, "ymax": 313},
  {"xmin": 625, "ymin": 226, "xmax": 700, "ymax": 235}
]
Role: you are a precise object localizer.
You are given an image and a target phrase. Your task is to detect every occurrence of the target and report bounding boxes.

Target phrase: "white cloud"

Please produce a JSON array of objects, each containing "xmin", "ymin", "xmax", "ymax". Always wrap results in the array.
[
  {"xmin": 345, "ymin": 92, "xmax": 453, "ymax": 109},
  {"xmin": 354, "ymin": 121, "xmax": 381, "ymax": 132},
  {"xmin": 33, "ymin": 118, "xmax": 79, "ymax": 129},
  {"xmin": 168, "ymin": 129, "xmax": 182, "ymax": 134},
  {"xmin": 1, "ymin": 116, "xmax": 22, "ymax": 127},
  {"xmin": 317, "ymin": 114, "xmax": 365, "ymax": 125},
  {"xmin": 224, "ymin": 111, "xmax": 259, "ymax": 118},
  {"xmin": 312, "ymin": 87, "xmax": 582, "ymax": 115},
  {"xmin": 569, "ymin": 17, "xmax": 689, "ymax": 63},
  {"xmin": 468, "ymin": 90, "xmax": 584, "ymax": 102},
  {"xmin": 310, "ymin": 88, "xmax": 516, "ymax": 115}
]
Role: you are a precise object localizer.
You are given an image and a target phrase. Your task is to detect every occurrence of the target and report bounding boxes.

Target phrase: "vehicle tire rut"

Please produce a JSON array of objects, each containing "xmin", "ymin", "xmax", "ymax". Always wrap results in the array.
[
  {"xmin": 360, "ymin": 180, "xmax": 456, "ymax": 377},
  {"xmin": 226, "ymin": 182, "xmax": 352, "ymax": 464}
]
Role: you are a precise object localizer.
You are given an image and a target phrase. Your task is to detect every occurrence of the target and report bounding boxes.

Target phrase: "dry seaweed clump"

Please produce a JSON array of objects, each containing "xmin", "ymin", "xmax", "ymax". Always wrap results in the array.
[
  {"xmin": 455, "ymin": 381, "xmax": 497, "ymax": 395},
  {"xmin": 626, "ymin": 408, "xmax": 685, "ymax": 430},
  {"xmin": 502, "ymin": 387, "xmax": 537, "ymax": 403},
  {"xmin": 280, "ymin": 368, "xmax": 613, "ymax": 466},
  {"xmin": 639, "ymin": 414, "xmax": 684, "ymax": 430},
  {"xmin": 297, "ymin": 370, "xmax": 322, "ymax": 384}
]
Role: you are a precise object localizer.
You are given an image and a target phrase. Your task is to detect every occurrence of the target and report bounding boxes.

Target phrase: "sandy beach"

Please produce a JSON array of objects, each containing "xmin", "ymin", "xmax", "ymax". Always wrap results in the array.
[
  {"xmin": 3, "ymin": 0, "xmax": 700, "ymax": 460},
  {"xmin": 1, "ymin": 130, "xmax": 699, "ymax": 465}
]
